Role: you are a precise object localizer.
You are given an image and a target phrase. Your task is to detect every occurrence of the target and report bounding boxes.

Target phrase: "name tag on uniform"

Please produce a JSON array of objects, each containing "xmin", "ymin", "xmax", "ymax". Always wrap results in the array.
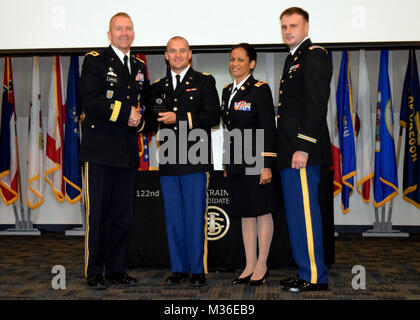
[{"xmin": 234, "ymin": 101, "xmax": 251, "ymax": 111}]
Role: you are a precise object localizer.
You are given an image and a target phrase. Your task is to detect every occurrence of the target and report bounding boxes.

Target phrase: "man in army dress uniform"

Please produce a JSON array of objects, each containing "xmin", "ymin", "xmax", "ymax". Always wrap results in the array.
[
  {"xmin": 151, "ymin": 36, "xmax": 220, "ymax": 286},
  {"xmin": 276, "ymin": 7, "xmax": 332, "ymax": 292},
  {"xmin": 80, "ymin": 12, "xmax": 153, "ymax": 289}
]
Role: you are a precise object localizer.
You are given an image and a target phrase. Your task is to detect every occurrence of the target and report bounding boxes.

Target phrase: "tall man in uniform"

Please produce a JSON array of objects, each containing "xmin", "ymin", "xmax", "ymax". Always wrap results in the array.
[
  {"xmin": 80, "ymin": 12, "xmax": 153, "ymax": 289},
  {"xmin": 152, "ymin": 36, "xmax": 220, "ymax": 286},
  {"xmin": 276, "ymin": 7, "xmax": 332, "ymax": 292}
]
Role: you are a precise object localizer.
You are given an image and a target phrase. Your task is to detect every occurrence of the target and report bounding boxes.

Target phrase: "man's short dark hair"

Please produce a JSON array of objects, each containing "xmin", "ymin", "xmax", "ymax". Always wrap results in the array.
[{"xmin": 280, "ymin": 7, "xmax": 309, "ymax": 22}]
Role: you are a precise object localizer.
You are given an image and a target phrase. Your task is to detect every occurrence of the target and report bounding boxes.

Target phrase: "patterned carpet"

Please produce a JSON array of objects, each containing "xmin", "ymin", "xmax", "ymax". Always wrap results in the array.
[{"xmin": 0, "ymin": 233, "xmax": 419, "ymax": 301}]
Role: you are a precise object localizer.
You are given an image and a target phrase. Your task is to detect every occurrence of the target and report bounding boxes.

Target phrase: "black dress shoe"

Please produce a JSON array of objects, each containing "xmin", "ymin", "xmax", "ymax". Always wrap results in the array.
[
  {"xmin": 165, "ymin": 272, "xmax": 189, "ymax": 284},
  {"xmin": 232, "ymin": 273, "xmax": 253, "ymax": 285},
  {"xmin": 279, "ymin": 274, "xmax": 299, "ymax": 287},
  {"xmin": 105, "ymin": 272, "xmax": 138, "ymax": 285},
  {"xmin": 248, "ymin": 270, "xmax": 269, "ymax": 286},
  {"xmin": 284, "ymin": 278, "xmax": 328, "ymax": 292},
  {"xmin": 190, "ymin": 273, "xmax": 206, "ymax": 286},
  {"xmin": 86, "ymin": 275, "xmax": 109, "ymax": 290}
]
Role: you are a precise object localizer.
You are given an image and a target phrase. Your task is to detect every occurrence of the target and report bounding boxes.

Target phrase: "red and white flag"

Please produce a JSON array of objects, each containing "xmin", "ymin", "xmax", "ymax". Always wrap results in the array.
[
  {"xmin": 27, "ymin": 56, "xmax": 45, "ymax": 210},
  {"xmin": 0, "ymin": 57, "xmax": 19, "ymax": 205},
  {"xmin": 326, "ymin": 55, "xmax": 342, "ymax": 197},
  {"xmin": 355, "ymin": 50, "xmax": 374, "ymax": 203},
  {"xmin": 45, "ymin": 56, "xmax": 65, "ymax": 202}
]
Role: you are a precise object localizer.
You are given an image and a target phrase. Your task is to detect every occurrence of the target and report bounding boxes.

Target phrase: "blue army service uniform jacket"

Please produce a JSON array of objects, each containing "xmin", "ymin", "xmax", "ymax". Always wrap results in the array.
[
  {"xmin": 79, "ymin": 46, "xmax": 153, "ymax": 168},
  {"xmin": 221, "ymin": 75, "xmax": 277, "ymax": 174},
  {"xmin": 151, "ymin": 68, "xmax": 220, "ymax": 175},
  {"xmin": 276, "ymin": 39, "xmax": 332, "ymax": 170}
]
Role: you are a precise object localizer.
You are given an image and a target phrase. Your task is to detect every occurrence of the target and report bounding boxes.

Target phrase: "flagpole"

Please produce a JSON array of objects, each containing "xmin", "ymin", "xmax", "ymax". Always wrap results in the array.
[{"xmin": 386, "ymin": 126, "xmax": 404, "ymax": 230}]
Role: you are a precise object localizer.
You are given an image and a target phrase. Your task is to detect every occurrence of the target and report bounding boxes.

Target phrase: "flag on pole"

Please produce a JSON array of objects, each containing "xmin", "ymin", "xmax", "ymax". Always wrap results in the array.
[
  {"xmin": 26, "ymin": 56, "xmax": 45, "ymax": 210},
  {"xmin": 336, "ymin": 50, "xmax": 356, "ymax": 214},
  {"xmin": 326, "ymin": 52, "xmax": 342, "ymax": 197},
  {"xmin": 135, "ymin": 53, "xmax": 152, "ymax": 171},
  {"xmin": 45, "ymin": 55, "xmax": 65, "ymax": 202},
  {"xmin": 373, "ymin": 50, "xmax": 399, "ymax": 207},
  {"xmin": 0, "ymin": 57, "xmax": 19, "ymax": 205},
  {"xmin": 63, "ymin": 56, "xmax": 82, "ymax": 204},
  {"xmin": 355, "ymin": 50, "xmax": 374, "ymax": 203},
  {"xmin": 400, "ymin": 49, "xmax": 420, "ymax": 209}
]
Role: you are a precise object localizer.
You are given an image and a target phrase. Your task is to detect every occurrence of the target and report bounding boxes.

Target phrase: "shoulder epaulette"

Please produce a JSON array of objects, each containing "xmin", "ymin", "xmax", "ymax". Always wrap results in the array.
[
  {"xmin": 254, "ymin": 81, "xmax": 267, "ymax": 87},
  {"xmin": 202, "ymin": 72, "xmax": 211, "ymax": 76},
  {"xmin": 309, "ymin": 46, "xmax": 327, "ymax": 53},
  {"xmin": 136, "ymin": 58, "xmax": 145, "ymax": 64},
  {"xmin": 224, "ymin": 83, "xmax": 232, "ymax": 89},
  {"xmin": 153, "ymin": 78, "xmax": 161, "ymax": 84},
  {"xmin": 85, "ymin": 51, "xmax": 100, "ymax": 57}
]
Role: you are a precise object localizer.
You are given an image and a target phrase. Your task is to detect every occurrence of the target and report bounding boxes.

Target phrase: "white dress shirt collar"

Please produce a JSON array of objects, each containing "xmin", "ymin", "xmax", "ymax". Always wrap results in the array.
[
  {"xmin": 171, "ymin": 65, "xmax": 190, "ymax": 89},
  {"xmin": 111, "ymin": 45, "xmax": 131, "ymax": 72},
  {"xmin": 290, "ymin": 37, "xmax": 309, "ymax": 56}
]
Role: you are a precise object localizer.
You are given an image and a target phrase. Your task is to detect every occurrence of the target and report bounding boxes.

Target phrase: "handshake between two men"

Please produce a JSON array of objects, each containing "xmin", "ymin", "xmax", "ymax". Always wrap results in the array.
[{"xmin": 128, "ymin": 106, "xmax": 142, "ymax": 127}]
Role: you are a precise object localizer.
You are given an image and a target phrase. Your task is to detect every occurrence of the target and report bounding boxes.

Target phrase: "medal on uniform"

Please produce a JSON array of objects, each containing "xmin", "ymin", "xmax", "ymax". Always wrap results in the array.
[
  {"xmin": 234, "ymin": 101, "xmax": 251, "ymax": 111},
  {"xmin": 136, "ymin": 70, "xmax": 144, "ymax": 82},
  {"xmin": 106, "ymin": 90, "xmax": 114, "ymax": 99},
  {"xmin": 289, "ymin": 64, "xmax": 300, "ymax": 73}
]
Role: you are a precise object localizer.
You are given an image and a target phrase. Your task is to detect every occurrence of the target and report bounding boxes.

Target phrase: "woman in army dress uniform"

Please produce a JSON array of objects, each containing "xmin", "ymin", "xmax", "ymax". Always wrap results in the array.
[{"xmin": 221, "ymin": 43, "xmax": 277, "ymax": 286}]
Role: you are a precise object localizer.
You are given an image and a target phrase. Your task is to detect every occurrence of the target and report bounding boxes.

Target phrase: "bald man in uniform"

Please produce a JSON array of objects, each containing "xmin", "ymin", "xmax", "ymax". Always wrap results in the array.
[{"xmin": 80, "ymin": 12, "xmax": 153, "ymax": 289}]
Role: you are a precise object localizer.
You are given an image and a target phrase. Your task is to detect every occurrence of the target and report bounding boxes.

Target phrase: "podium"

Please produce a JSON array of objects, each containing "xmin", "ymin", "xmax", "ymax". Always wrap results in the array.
[{"xmin": 126, "ymin": 169, "xmax": 335, "ymax": 270}]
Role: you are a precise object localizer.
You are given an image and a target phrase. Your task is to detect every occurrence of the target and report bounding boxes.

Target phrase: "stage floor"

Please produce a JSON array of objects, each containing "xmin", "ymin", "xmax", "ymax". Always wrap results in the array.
[{"xmin": 0, "ymin": 233, "xmax": 419, "ymax": 301}]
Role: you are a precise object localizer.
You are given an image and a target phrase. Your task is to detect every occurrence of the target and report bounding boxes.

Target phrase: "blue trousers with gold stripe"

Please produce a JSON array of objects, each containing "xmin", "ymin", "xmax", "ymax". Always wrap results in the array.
[
  {"xmin": 280, "ymin": 166, "xmax": 328, "ymax": 284},
  {"xmin": 160, "ymin": 172, "xmax": 209, "ymax": 274}
]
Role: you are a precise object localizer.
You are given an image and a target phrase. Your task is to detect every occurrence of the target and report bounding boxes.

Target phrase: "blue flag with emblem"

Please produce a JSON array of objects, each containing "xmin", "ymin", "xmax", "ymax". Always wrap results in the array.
[
  {"xmin": 374, "ymin": 50, "xmax": 399, "ymax": 207},
  {"xmin": 63, "ymin": 56, "xmax": 82, "ymax": 204},
  {"xmin": 336, "ymin": 51, "xmax": 356, "ymax": 214},
  {"xmin": 400, "ymin": 49, "xmax": 420, "ymax": 209}
]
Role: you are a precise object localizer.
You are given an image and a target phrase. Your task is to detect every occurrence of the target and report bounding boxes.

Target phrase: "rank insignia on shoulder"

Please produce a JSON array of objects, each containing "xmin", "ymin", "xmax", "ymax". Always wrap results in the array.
[
  {"xmin": 224, "ymin": 83, "xmax": 232, "ymax": 89},
  {"xmin": 153, "ymin": 78, "xmax": 161, "ymax": 84},
  {"xmin": 254, "ymin": 81, "xmax": 267, "ymax": 87},
  {"xmin": 85, "ymin": 51, "xmax": 99, "ymax": 57},
  {"xmin": 309, "ymin": 46, "xmax": 327, "ymax": 53},
  {"xmin": 136, "ymin": 57, "xmax": 145, "ymax": 64},
  {"xmin": 202, "ymin": 72, "xmax": 211, "ymax": 76}
]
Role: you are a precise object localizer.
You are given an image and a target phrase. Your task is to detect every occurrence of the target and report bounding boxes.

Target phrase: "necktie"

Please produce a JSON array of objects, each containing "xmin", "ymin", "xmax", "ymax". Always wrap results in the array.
[
  {"xmin": 228, "ymin": 87, "xmax": 238, "ymax": 109},
  {"xmin": 123, "ymin": 55, "xmax": 130, "ymax": 78},
  {"xmin": 175, "ymin": 74, "xmax": 181, "ymax": 89}
]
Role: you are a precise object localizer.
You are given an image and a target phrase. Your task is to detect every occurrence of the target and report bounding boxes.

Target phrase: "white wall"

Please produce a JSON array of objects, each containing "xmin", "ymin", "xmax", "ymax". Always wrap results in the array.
[
  {"xmin": 0, "ymin": 49, "xmax": 419, "ymax": 227},
  {"xmin": 1, "ymin": 0, "xmax": 419, "ymax": 49}
]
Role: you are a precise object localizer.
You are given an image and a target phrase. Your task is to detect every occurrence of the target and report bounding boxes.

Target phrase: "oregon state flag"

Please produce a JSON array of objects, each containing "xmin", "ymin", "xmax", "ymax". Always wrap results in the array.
[
  {"xmin": 135, "ymin": 53, "xmax": 152, "ymax": 171},
  {"xmin": 26, "ymin": 56, "xmax": 45, "ymax": 210},
  {"xmin": 45, "ymin": 56, "xmax": 65, "ymax": 202},
  {"xmin": 326, "ymin": 51, "xmax": 342, "ymax": 197},
  {"xmin": 63, "ymin": 56, "xmax": 82, "ymax": 204},
  {"xmin": 336, "ymin": 51, "xmax": 356, "ymax": 214},
  {"xmin": 0, "ymin": 57, "xmax": 19, "ymax": 205},
  {"xmin": 374, "ymin": 50, "xmax": 399, "ymax": 207},
  {"xmin": 400, "ymin": 49, "xmax": 420, "ymax": 209}
]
